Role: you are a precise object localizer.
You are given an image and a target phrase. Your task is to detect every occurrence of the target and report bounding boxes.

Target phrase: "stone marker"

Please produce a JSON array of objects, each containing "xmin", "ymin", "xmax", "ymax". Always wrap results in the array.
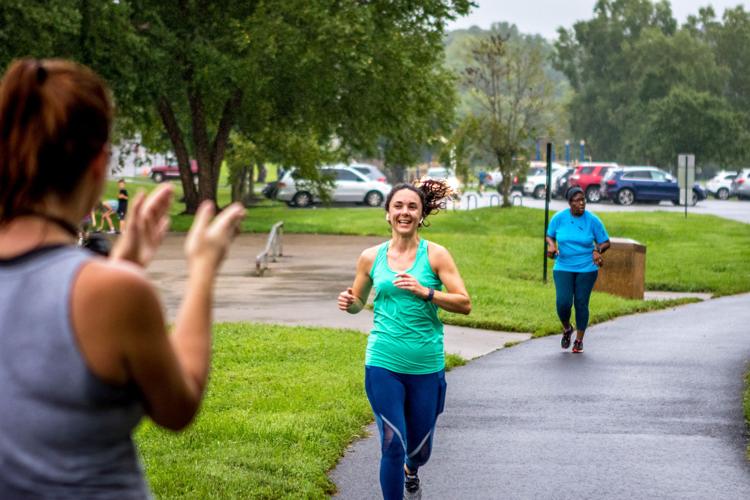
[{"xmin": 593, "ymin": 237, "xmax": 646, "ymax": 299}]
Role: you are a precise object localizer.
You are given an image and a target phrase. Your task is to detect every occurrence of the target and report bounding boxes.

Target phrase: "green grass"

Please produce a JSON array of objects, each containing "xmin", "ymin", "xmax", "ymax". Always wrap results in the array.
[
  {"xmin": 167, "ymin": 204, "xmax": 748, "ymax": 335},
  {"xmin": 137, "ymin": 323, "xmax": 372, "ymax": 499},
  {"xmin": 136, "ymin": 323, "xmax": 467, "ymax": 498}
]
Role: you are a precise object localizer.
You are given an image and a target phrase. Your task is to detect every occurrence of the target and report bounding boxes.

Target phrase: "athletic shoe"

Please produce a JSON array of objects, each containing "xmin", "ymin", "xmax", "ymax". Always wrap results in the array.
[
  {"xmin": 404, "ymin": 469, "xmax": 421, "ymax": 500},
  {"xmin": 572, "ymin": 340, "xmax": 584, "ymax": 353},
  {"xmin": 561, "ymin": 326, "xmax": 574, "ymax": 349}
]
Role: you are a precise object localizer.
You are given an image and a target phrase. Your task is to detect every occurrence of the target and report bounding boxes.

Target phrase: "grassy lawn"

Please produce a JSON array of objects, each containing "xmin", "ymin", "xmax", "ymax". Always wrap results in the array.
[
  {"xmin": 136, "ymin": 323, "xmax": 464, "ymax": 498},
  {"xmin": 162, "ymin": 201, "xmax": 748, "ymax": 335}
]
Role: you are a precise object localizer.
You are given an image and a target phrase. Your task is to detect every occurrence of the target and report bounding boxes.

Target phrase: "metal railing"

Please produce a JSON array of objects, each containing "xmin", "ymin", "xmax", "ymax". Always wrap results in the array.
[{"xmin": 256, "ymin": 221, "xmax": 284, "ymax": 276}]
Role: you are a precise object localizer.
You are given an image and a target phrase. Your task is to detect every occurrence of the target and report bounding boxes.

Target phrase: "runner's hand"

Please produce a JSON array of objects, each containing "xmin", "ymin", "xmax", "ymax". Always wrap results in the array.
[
  {"xmin": 338, "ymin": 287, "xmax": 356, "ymax": 311},
  {"xmin": 110, "ymin": 184, "xmax": 173, "ymax": 267},
  {"xmin": 393, "ymin": 273, "xmax": 428, "ymax": 299},
  {"xmin": 593, "ymin": 250, "xmax": 603, "ymax": 267},
  {"xmin": 546, "ymin": 242, "xmax": 558, "ymax": 259},
  {"xmin": 184, "ymin": 201, "xmax": 245, "ymax": 271}
]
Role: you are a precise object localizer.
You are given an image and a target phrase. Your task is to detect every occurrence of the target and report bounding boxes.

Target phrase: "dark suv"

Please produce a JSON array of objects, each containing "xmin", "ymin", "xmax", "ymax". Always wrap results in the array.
[
  {"xmin": 601, "ymin": 167, "xmax": 707, "ymax": 206},
  {"xmin": 567, "ymin": 163, "xmax": 618, "ymax": 203}
]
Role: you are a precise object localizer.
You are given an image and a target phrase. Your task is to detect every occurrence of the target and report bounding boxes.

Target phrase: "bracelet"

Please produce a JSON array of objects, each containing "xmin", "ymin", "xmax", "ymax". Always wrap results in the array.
[{"xmin": 425, "ymin": 287, "xmax": 435, "ymax": 302}]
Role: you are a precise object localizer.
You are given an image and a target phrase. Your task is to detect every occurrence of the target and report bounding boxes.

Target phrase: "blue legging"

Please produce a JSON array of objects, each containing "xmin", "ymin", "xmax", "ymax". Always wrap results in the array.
[
  {"xmin": 364, "ymin": 365, "xmax": 446, "ymax": 500},
  {"xmin": 553, "ymin": 270, "xmax": 598, "ymax": 332}
]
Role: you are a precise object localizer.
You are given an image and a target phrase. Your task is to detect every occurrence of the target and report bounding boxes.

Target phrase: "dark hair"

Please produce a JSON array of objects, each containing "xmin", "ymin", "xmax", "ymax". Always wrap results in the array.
[
  {"xmin": 566, "ymin": 186, "xmax": 584, "ymax": 201},
  {"xmin": 0, "ymin": 59, "xmax": 113, "ymax": 223},
  {"xmin": 385, "ymin": 179, "xmax": 452, "ymax": 227}
]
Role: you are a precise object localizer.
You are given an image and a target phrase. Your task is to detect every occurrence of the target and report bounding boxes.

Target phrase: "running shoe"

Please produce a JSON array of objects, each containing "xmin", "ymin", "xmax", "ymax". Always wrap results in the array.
[
  {"xmin": 572, "ymin": 340, "xmax": 584, "ymax": 353},
  {"xmin": 404, "ymin": 469, "xmax": 421, "ymax": 500},
  {"xmin": 561, "ymin": 326, "xmax": 574, "ymax": 349}
]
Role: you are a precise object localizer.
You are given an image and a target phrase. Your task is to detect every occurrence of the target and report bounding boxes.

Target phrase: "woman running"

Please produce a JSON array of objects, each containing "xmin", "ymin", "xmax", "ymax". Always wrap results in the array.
[
  {"xmin": 545, "ymin": 186, "xmax": 610, "ymax": 353},
  {"xmin": 338, "ymin": 179, "xmax": 471, "ymax": 500},
  {"xmin": 0, "ymin": 58, "xmax": 245, "ymax": 498}
]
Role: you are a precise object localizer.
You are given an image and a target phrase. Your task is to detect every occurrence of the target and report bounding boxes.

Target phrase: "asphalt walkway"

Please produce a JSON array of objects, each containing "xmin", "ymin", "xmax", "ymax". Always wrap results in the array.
[{"xmin": 331, "ymin": 294, "xmax": 750, "ymax": 499}]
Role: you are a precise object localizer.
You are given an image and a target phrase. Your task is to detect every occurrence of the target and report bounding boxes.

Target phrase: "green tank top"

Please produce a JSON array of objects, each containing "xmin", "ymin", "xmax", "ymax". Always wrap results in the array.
[{"xmin": 366, "ymin": 239, "xmax": 444, "ymax": 374}]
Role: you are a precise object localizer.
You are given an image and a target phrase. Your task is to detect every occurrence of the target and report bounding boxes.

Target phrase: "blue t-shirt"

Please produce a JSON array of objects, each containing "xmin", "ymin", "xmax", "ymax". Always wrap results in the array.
[{"xmin": 546, "ymin": 209, "xmax": 609, "ymax": 273}]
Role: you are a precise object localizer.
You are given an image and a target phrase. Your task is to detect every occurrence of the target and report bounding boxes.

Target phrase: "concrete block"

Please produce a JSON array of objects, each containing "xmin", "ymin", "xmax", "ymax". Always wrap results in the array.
[{"xmin": 593, "ymin": 237, "xmax": 646, "ymax": 300}]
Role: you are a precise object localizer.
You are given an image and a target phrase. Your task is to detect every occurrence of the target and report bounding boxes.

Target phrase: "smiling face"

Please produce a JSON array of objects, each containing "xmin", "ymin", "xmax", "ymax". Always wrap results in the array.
[
  {"xmin": 569, "ymin": 192, "xmax": 586, "ymax": 216},
  {"xmin": 387, "ymin": 188, "xmax": 423, "ymax": 236}
]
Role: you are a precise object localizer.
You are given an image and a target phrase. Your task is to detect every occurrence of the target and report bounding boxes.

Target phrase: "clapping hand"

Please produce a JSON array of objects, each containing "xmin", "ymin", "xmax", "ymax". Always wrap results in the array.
[{"xmin": 110, "ymin": 184, "xmax": 173, "ymax": 267}]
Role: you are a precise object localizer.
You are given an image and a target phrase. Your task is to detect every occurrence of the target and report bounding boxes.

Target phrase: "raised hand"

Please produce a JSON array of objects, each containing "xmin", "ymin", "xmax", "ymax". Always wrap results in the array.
[
  {"xmin": 184, "ymin": 201, "xmax": 246, "ymax": 272},
  {"xmin": 110, "ymin": 184, "xmax": 173, "ymax": 267}
]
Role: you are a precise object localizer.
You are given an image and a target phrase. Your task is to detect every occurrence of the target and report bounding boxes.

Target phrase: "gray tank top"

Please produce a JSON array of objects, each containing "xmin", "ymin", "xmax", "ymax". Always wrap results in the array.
[{"xmin": 0, "ymin": 245, "xmax": 149, "ymax": 499}]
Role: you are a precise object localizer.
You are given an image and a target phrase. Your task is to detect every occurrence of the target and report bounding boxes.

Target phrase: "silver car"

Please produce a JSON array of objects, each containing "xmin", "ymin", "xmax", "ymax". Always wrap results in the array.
[
  {"xmin": 706, "ymin": 171, "xmax": 737, "ymax": 200},
  {"xmin": 276, "ymin": 166, "xmax": 392, "ymax": 207},
  {"xmin": 349, "ymin": 163, "xmax": 388, "ymax": 183},
  {"xmin": 731, "ymin": 169, "xmax": 750, "ymax": 200}
]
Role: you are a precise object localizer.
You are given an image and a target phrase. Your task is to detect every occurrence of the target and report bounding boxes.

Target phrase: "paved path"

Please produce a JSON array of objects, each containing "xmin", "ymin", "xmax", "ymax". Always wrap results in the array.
[
  {"xmin": 331, "ymin": 294, "xmax": 750, "ymax": 499},
  {"xmin": 147, "ymin": 233, "xmax": 530, "ymax": 359}
]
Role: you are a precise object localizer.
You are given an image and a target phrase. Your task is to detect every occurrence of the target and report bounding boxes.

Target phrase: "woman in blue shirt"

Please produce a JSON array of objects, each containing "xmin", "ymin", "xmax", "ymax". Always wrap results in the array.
[{"xmin": 545, "ymin": 187, "xmax": 610, "ymax": 352}]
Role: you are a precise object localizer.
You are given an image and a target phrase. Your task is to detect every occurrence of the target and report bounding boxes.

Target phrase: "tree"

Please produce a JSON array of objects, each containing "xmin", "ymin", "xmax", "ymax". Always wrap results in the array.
[
  {"xmin": 121, "ymin": 0, "xmax": 474, "ymax": 212},
  {"xmin": 463, "ymin": 35, "xmax": 556, "ymax": 206}
]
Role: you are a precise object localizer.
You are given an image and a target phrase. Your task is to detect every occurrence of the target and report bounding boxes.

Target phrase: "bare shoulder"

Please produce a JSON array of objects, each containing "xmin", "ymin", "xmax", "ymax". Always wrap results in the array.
[
  {"xmin": 72, "ymin": 258, "xmax": 165, "ymax": 384},
  {"xmin": 74, "ymin": 258, "xmax": 162, "ymax": 320},
  {"xmin": 359, "ymin": 244, "xmax": 382, "ymax": 265},
  {"xmin": 426, "ymin": 241, "xmax": 452, "ymax": 261}
]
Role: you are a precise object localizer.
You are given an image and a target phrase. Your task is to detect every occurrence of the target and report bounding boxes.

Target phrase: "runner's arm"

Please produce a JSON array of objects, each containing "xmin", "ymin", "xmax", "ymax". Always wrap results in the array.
[
  {"xmin": 338, "ymin": 249, "xmax": 374, "ymax": 313},
  {"xmin": 430, "ymin": 243, "xmax": 471, "ymax": 315}
]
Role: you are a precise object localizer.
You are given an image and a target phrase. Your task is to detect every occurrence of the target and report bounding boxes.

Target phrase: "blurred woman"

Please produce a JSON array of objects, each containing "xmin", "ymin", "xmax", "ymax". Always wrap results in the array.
[
  {"xmin": 545, "ymin": 186, "xmax": 610, "ymax": 353},
  {"xmin": 0, "ymin": 59, "xmax": 245, "ymax": 498},
  {"xmin": 338, "ymin": 180, "xmax": 471, "ymax": 500}
]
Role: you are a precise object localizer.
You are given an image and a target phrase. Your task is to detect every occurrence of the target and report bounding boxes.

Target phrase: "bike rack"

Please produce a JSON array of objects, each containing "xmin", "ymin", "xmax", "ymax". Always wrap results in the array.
[
  {"xmin": 512, "ymin": 192, "xmax": 524, "ymax": 206},
  {"xmin": 256, "ymin": 221, "xmax": 284, "ymax": 276},
  {"xmin": 489, "ymin": 194, "xmax": 501, "ymax": 207},
  {"xmin": 465, "ymin": 193, "xmax": 478, "ymax": 210}
]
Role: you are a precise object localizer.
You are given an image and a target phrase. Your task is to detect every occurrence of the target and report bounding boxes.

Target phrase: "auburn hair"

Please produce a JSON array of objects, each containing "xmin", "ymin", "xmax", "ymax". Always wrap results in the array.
[{"xmin": 0, "ymin": 59, "xmax": 113, "ymax": 223}]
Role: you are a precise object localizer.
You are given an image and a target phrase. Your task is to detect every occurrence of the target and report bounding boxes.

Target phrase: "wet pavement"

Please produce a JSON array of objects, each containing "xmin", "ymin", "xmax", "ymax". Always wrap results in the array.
[{"xmin": 331, "ymin": 294, "xmax": 750, "ymax": 499}]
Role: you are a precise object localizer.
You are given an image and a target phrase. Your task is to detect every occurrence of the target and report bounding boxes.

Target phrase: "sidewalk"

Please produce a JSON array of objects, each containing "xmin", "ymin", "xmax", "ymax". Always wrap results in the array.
[
  {"xmin": 330, "ymin": 294, "xmax": 750, "ymax": 499},
  {"xmin": 147, "ymin": 233, "xmax": 530, "ymax": 360}
]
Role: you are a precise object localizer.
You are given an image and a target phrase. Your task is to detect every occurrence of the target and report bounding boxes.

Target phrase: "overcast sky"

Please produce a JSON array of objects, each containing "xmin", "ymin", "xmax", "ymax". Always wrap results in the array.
[{"xmin": 447, "ymin": 1, "xmax": 748, "ymax": 39}]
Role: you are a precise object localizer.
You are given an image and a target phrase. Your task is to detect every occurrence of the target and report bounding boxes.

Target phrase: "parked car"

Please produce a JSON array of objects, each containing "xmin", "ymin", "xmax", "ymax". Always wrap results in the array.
[
  {"xmin": 426, "ymin": 166, "xmax": 461, "ymax": 194},
  {"xmin": 149, "ymin": 160, "xmax": 198, "ymax": 183},
  {"xmin": 349, "ymin": 163, "xmax": 388, "ymax": 183},
  {"xmin": 706, "ymin": 171, "xmax": 738, "ymax": 200},
  {"xmin": 567, "ymin": 162, "xmax": 619, "ymax": 203},
  {"xmin": 275, "ymin": 165, "xmax": 392, "ymax": 207},
  {"xmin": 600, "ymin": 166, "xmax": 707, "ymax": 206},
  {"xmin": 731, "ymin": 169, "xmax": 750, "ymax": 200},
  {"xmin": 523, "ymin": 161, "xmax": 568, "ymax": 199}
]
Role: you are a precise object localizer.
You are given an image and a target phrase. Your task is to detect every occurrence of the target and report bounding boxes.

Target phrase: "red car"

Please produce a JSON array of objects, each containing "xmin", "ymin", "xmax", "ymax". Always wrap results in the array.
[
  {"xmin": 150, "ymin": 160, "xmax": 198, "ymax": 183},
  {"xmin": 567, "ymin": 162, "xmax": 618, "ymax": 202}
]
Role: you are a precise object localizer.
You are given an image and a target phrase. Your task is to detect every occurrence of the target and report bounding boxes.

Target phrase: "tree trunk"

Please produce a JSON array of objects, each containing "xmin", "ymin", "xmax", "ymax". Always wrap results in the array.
[
  {"xmin": 188, "ymin": 87, "xmax": 243, "ymax": 210},
  {"xmin": 158, "ymin": 96, "xmax": 199, "ymax": 213},
  {"xmin": 231, "ymin": 165, "xmax": 248, "ymax": 203},
  {"xmin": 496, "ymin": 151, "xmax": 513, "ymax": 207}
]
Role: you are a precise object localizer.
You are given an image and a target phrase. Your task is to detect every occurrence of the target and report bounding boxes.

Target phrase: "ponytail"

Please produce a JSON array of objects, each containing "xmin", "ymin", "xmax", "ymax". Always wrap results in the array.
[{"xmin": 0, "ymin": 59, "xmax": 112, "ymax": 223}]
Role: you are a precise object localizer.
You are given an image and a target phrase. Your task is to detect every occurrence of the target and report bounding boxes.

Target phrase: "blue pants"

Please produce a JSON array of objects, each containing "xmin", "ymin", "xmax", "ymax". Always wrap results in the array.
[
  {"xmin": 364, "ymin": 365, "xmax": 446, "ymax": 500},
  {"xmin": 553, "ymin": 270, "xmax": 598, "ymax": 332}
]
